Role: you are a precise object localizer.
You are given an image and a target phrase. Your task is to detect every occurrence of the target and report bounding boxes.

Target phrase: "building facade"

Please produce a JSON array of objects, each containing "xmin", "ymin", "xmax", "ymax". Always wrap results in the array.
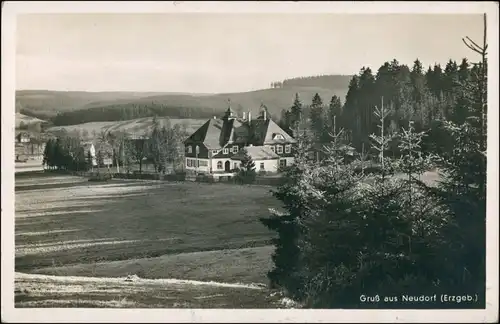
[
  {"xmin": 184, "ymin": 105, "xmax": 296, "ymax": 174},
  {"xmin": 15, "ymin": 132, "xmax": 46, "ymax": 161}
]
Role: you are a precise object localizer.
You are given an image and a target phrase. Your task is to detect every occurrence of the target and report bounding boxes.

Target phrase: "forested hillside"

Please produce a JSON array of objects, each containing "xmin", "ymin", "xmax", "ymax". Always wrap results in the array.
[
  {"xmin": 16, "ymin": 90, "xmax": 169, "ymax": 121},
  {"xmin": 341, "ymin": 58, "xmax": 480, "ymax": 152},
  {"xmin": 271, "ymin": 75, "xmax": 352, "ymax": 89},
  {"xmin": 16, "ymin": 75, "xmax": 351, "ymax": 127},
  {"xmin": 276, "ymin": 58, "xmax": 481, "ymax": 158}
]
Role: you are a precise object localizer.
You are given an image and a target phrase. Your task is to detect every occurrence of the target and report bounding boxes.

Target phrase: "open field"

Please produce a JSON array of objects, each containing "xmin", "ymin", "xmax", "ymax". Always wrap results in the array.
[
  {"xmin": 15, "ymin": 174, "xmax": 280, "ymax": 274},
  {"xmin": 15, "ymin": 113, "xmax": 47, "ymax": 127},
  {"xmin": 15, "ymin": 160, "xmax": 45, "ymax": 173},
  {"xmin": 14, "ymin": 169, "xmax": 441, "ymax": 307},
  {"xmin": 15, "ymin": 173, "xmax": 282, "ymax": 307},
  {"xmin": 15, "ymin": 273, "xmax": 285, "ymax": 308},
  {"xmin": 47, "ymin": 117, "xmax": 207, "ymax": 139}
]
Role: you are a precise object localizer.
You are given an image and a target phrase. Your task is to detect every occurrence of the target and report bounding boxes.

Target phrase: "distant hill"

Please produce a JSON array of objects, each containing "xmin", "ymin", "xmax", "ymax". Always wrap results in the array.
[
  {"xmin": 16, "ymin": 90, "xmax": 175, "ymax": 120},
  {"xmin": 280, "ymin": 75, "xmax": 353, "ymax": 89},
  {"xmin": 16, "ymin": 74, "xmax": 353, "ymax": 126}
]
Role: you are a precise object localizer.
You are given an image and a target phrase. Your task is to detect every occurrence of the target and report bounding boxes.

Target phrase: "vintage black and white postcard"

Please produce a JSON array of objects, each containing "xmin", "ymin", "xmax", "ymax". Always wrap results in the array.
[{"xmin": 1, "ymin": 1, "xmax": 499, "ymax": 323}]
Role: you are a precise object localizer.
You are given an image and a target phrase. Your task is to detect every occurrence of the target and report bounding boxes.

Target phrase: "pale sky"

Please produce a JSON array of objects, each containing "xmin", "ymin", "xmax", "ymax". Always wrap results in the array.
[{"xmin": 16, "ymin": 13, "xmax": 485, "ymax": 93}]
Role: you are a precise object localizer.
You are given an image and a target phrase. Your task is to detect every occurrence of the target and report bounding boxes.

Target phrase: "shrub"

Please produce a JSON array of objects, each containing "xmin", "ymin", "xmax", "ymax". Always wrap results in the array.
[{"xmin": 235, "ymin": 148, "xmax": 257, "ymax": 184}]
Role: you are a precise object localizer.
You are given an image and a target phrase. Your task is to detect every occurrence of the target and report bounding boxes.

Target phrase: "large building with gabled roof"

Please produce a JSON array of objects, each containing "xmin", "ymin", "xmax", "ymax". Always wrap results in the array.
[{"xmin": 183, "ymin": 103, "xmax": 297, "ymax": 174}]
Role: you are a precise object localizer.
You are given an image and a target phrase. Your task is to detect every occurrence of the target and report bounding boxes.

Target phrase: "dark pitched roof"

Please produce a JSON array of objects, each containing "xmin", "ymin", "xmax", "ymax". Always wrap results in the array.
[
  {"xmin": 262, "ymin": 119, "xmax": 296, "ymax": 144},
  {"xmin": 184, "ymin": 118, "xmax": 225, "ymax": 149},
  {"xmin": 231, "ymin": 146, "xmax": 279, "ymax": 161},
  {"xmin": 184, "ymin": 111, "xmax": 296, "ymax": 149}
]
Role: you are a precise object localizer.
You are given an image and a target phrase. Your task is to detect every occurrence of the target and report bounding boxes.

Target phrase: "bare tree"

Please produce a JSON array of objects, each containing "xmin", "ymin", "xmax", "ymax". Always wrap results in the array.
[
  {"xmin": 462, "ymin": 13, "xmax": 488, "ymax": 195},
  {"xmin": 462, "ymin": 13, "xmax": 487, "ymax": 151}
]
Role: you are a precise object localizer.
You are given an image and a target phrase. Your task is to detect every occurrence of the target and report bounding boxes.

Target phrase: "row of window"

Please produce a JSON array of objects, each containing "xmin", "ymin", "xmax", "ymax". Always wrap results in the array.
[
  {"xmin": 216, "ymin": 161, "xmax": 239, "ymax": 170},
  {"xmin": 214, "ymin": 160, "xmax": 288, "ymax": 171},
  {"xmin": 271, "ymin": 144, "xmax": 291, "ymax": 154},
  {"xmin": 186, "ymin": 158, "xmax": 208, "ymax": 168},
  {"xmin": 187, "ymin": 145, "xmax": 292, "ymax": 155},
  {"xmin": 186, "ymin": 145, "xmax": 239, "ymax": 155}
]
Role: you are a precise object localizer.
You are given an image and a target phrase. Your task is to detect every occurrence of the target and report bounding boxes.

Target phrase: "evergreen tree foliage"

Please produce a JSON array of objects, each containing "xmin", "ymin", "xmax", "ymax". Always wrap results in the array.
[
  {"xmin": 87, "ymin": 150, "xmax": 93, "ymax": 170},
  {"xmin": 262, "ymin": 16, "xmax": 489, "ymax": 306},
  {"xmin": 235, "ymin": 148, "xmax": 257, "ymax": 184},
  {"xmin": 339, "ymin": 54, "xmax": 480, "ymax": 155},
  {"xmin": 309, "ymin": 93, "xmax": 325, "ymax": 143},
  {"xmin": 289, "ymin": 93, "xmax": 303, "ymax": 133},
  {"xmin": 326, "ymin": 95, "xmax": 342, "ymax": 138}
]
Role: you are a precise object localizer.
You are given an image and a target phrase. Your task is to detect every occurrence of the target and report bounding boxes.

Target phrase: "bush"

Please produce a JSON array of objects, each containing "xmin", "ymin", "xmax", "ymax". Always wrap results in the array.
[
  {"xmin": 234, "ymin": 148, "xmax": 257, "ymax": 184},
  {"xmin": 88, "ymin": 173, "xmax": 113, "ymax": 182}
]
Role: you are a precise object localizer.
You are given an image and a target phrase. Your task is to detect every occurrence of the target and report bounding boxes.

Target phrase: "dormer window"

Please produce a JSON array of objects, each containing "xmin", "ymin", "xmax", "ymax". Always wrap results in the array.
[
  {"xmin": 223, "ymin": 148, "xmax": 229, "ymax": 154},
  {"xmin": 232, "ymin": 145, "xmax": 239, "ymax": 153},
  {"xmin": 270, "ymin": 146, "xmax": 275, "ymax": 153},
  {"xmin": 285, "ymin": 144, "xmax": 291, "ymax": 154},
  {"xmin": 277, "ymin": 145, "xmax": 283, "ymax": 154},
  {"xmin": 273, "ymin": 133, "xmax": 285, "ymax": 140}
]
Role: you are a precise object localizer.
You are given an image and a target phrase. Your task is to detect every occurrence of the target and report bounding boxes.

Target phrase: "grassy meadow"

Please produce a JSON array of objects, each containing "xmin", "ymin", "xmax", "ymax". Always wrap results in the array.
[
  {"xmin": 46, "ymin": 117, "xmax": 207, "ymax": 140},
  {"xmin": 15, "ymin": 273, "xmax": 283, "ymax": 308},
  {"xmin": 14, "ymin": 173, "xmax": 283, "ymax": 307},
  {"xmin": 14, "ymin": 168, "xmax": 441, "ymax": 308}
]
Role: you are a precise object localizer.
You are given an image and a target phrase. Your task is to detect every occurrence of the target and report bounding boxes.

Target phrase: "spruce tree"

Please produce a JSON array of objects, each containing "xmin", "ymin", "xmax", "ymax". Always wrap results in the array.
[
  {"xmin": 259, "ymin": 130, "xmax": 314, "ymax": 299},
  {"xmin": 236, "ymin": 148, "xmax": 257, "ymax": 184},
  {"xmin": 290, "ymin": 93, "xmax": 303, "ymax": 133},
  {"xmin": 87, "ymin": 150, "xmax": 93, "ymax": 171},
  {"xmin": 309, "ymin": 93, "xmax": 325, "ymax": 143},
  {"xmin": 369, "ymin": 97, "xmax": 395, "ymax": 179},
  {"xmin": 43, "ymin": 139, "xmax": 53, "ymax": 170}
]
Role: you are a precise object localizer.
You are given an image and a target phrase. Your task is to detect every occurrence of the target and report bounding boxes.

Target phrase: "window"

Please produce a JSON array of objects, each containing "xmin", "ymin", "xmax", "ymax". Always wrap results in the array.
[
  {"xmin": 187, "ymin": 146, "xmax": 192, "ymax": 153},
  {"xmin": 277, "ymin": 145, "xmax": 283, "ymax": 154},
  {"xmin": 212, "ymin": 150, "xmax": 219, "ymax": 155},
  {"xmin": 280, "ymin": 159, "xmax": 287, "ymax": 168},
  {"xmin": 285, "ymin": 144, "xmax": 291, "ymax": 154},
  {"xmin": 232, "ymin": 145, "xmax": 239, "ymax": 154},
  {"xmin": 260, "ymin": 162, "xmax": 265, "ymax": 170},
  {"xmin": 223, "ymin": 148, "xmax": 229, "ymax": 154},
  {"xmin": 217, "ymin": 161, "xmax": 223, "ymax": 170},
  {"xmin": 270, "ymin": 146, "xmax": 275, "ymax": 153},
  {"xmin": 199, "ymin": 160, "xmax": 208, "ymax": 167},
  {"xmin": 186, "ymin": 159, "xmax": 190, "ymax": 167},
  {"xmin": 234, "ymin": 162, "xmax": 238, "ymax": 169}
]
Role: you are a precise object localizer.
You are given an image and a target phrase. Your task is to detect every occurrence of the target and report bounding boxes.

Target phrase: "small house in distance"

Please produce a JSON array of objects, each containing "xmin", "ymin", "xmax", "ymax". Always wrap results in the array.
[
  {"xmin": 183, "ymin": 103, "xmax": 297, "ymax": 174},
  {"xmin": 15, "ymin": 131, "xmax": 46, "ymax": 161},
  {"xmin": 16, "ymin": 132, "xmax": 30, "ymax": 143},
  {"xmin": 82, "ymin": 140, "xmax": 114, "ymax": 167},
  {"xmin": 82, "ymin": 142, "xmax": 97, "ymax": 166}
]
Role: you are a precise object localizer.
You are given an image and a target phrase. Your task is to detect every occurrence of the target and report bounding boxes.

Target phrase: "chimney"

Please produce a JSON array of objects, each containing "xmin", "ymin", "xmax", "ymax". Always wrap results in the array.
[
  {"xmin": 248, "ymin": 111, "xmax": 252, "ymax": 122},
  {"xmin": 263, "ymin": 110, "xmax": 267, "ymax": 120},
  {"xmin": 242, "ymin": 111, "xmax": 247, "ymax": 120},
  {"xmin": 213, "ymin": 116, "xmax": 217, "ymax": 119}
]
